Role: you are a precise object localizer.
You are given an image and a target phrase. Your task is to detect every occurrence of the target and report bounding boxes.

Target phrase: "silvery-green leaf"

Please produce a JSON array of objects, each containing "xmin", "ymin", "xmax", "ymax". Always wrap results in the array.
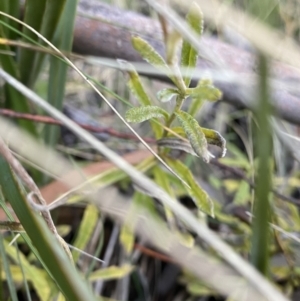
[
  {"xmin": 118, "ymin": 60, "xmax": 162, "ymax": 137},
  {"xmin": 175, "ymin": 110, "xmax": 210, "ymax": 162},
  {"xmin": 118, "ymin": 60, "xmax": 152, "ymax": 106},
  {"xmin": 201, "ymin": 127, "xmax": 227, "ymax": 157},
  {"xmin": 125, "ymin": 105, "xmax": 169, "ymax": 123},
  {"xmin": 157, "ymin": 88, "xmax": 179, "ymax": 103},
  {"xmin": 164, "ymin": 157, "xmax": 214, "ymax": 217},
  {"xmin": 188, "ymin": 79, "xmax": 222, "ymax": 102},
  {"xmin": 180, "ymin": 3, "xmax": 203, "ymax": 87},
  {"xmin": 132, "ymin": 36, "xmax": 170, "ymax": 74}
]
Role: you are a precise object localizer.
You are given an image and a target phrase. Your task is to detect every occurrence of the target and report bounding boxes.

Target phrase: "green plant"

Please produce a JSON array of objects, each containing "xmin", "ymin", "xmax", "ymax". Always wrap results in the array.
[{"xmin": 123, "ymin": 3, "xmax": 224, "ymax": 217}]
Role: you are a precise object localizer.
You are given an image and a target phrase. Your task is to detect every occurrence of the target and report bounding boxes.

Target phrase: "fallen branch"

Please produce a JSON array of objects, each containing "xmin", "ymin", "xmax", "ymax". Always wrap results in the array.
[{"xmin": 74, "ymin": 0, "xmax": 300, "ymax": 126}]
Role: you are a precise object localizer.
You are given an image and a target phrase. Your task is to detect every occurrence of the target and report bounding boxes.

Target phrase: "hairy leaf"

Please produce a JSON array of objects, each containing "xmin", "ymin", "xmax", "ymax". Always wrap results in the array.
[
  {"xmin": 157, "ymin": 88, "xmax": 179, "ymax": 103},
  {"xmin": 118, "ymin": 60, "xmax": 153, "ymax": 106},
  {"xmin": 189, "ymin": 79, "xmax": 222, "ymax": 101},
  {"xmin": 131, "ymin": 36, "xmax": 179, "ymax": 85},
  {"xmin": 119, "ymin": 60, "xmax": 162, "ymax": 137},
  {"xmin": 125, "ymin": 105, "xmax": 169, "ymax": 123},
  {"xmin": 175, "ymin": 110, "xmax": 210, "ymax": 162},
  {"xmin": 201, "ymin": 127, "xmax": 227, "ymax": 157},
  {"xmin": 132, "ymin": 36, "xmax": 170, "ymax": 73},
  {"xmin": 164, "ymin": 158, "xmax": 214, "ymax": 216},
  {"xmin": 180, "ymin": 3, "xmax": 203, "ymax": 87}
]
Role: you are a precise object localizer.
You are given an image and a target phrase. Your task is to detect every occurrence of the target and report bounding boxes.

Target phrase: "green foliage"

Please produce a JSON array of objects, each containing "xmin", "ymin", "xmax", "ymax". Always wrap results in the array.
[
  {"xmin": 164, "ymin": 157, "xmax": 214, "ymax": 217},
  {"xmin": 125, "ymin": 105, "xmax": 169, "ymax": 123},
  {"xmin": 175, "ymin": 110, "xmax": 210, "ymax": 162},
  {"xmin": 187, "ymin": 79, "xmax": 222, "ymax": 102},
  {"xmin": 180, "ymin": 2, "xmax": 203, "ymax": 87},
  {"xmin": 88, "ymin": 265, "xmax": 135, "ymax": 281},
  {"xmin": 123, "ymin": 3, "xmax": 223, "ymax": 220},
  {"xmin": 0, "ymin": 155, "xmax": 97, "ymax": 300},
  {"xmin": 120, "ymin": 60, "xmax": 163, "ymax": 137},
  {"xmin": 157, "ymin": 88, "xmax": 179, "ymax": 103},
  {"xmin": 201, "ymin": 127, "xmax": 227, "ymax": 157},
  {"xmin": 131, "ymin": 36, "xmax": 171, "ymax": 77},
  {"xmin": 44, "ymin": 0, "xmax": 78, "ymax": 149},
  {"xmin": 72, "ymin": 204, "xmax": 99, "ymax": 263}
]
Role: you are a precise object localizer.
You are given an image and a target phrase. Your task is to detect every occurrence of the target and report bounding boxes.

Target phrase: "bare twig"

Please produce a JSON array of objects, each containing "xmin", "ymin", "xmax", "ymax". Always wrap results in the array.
[{"xmin": 0, "ymin": 109, "xmax": 156, "ymax": 143}]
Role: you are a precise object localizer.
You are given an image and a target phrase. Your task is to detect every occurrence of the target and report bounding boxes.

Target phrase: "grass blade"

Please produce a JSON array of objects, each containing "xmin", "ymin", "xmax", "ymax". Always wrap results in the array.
[
  {"xmin": 18, "ymin": 0, "xmax": 47, "ymax": 86},
  {"xmin": 43, "ymin": 0, "xmax": 78, "ymax": 147},
  {"xmin": 0, "ymin": 155, "xmax": 98, "ymax": 301},
  {"xmin": 250, "ymin": 54, "xmax": 273, "ymax": 275},
  {"xmin": 0, "ymin": 234, "xmax": 18, "ymax": 301}
]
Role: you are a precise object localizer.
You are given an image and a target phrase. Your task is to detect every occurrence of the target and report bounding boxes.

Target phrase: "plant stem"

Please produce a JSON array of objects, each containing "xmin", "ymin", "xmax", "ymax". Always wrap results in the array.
[
  {"xmin": 162, "ymin": 95, "xmax": 185, "ymax": 137},
  {"xmin": 250, "ymin": 53, "xmax": 273, "ymax": 276}
]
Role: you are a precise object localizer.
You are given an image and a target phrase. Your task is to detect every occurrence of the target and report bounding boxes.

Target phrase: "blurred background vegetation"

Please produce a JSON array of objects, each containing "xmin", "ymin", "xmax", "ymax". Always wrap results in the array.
[{"xmin": 0, "ymin": 0, "xmax": 300, "ymax": 300}]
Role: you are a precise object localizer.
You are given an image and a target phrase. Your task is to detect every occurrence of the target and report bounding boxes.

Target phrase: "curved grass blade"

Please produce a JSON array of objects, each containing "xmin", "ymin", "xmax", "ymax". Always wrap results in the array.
[
  {"xmin": 125, "ymin": 105, "xmax": 169, "ymax": 123},
  {"xmin": 180, "ymin": 3, "xmax": 203, "ymax": 87},
  {"xmin": 175, "ymin": 110, "xmax": 209, "ymax": 162}
]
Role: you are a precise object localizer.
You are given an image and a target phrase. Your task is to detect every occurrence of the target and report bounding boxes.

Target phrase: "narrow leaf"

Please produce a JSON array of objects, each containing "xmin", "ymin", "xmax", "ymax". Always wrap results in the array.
[
  {"xmin": 125, "ymin": 105, "xmax": 169, "ymax": 123},
  {"xmin": 0, "ymin": 235, "xmax": 18, "ymax": 301},
  {"xmin": 89, "ymin": 265, "xmax": 134, "ymax": 281},
  {"xmin": 157, "ymin": 88, "xmax": 179, "ymax": 103},
  {"xmin": 132, "ymin": 36, "xmax": 169, "ymax": 73},
  {"xmin": 153, "ymin": 166, "xmax": 175, "ymax": 226},
  {"xmin": 72, "ymin": 204, "xmax": 99, "ymax": 263},
  {"xmin": 175, "ymin": 110, "xmax": 210, "ymax": 162},
  {"xmin": 180, "ymin": 3, "xmax": 203, "ymax": 87},
  {"xmin": 18, "ymin": 0, "xmax": 47, "ymax": 86},
  {"xmin": 119, "ymin": 60, "xmax": 162, "ymax": 137},
  {"xmin": 4, "ymin": 241, "xmax": 56, "ymax": 301},
  {"xmin": 44, "ymin": 0, "xmax": 79, "ymax": 149},
  {"xmin": 164, "ymin": 157, "xmax": 214, "ymax": 216},
  {"xmin": 120, "ymin": 224, "xmax": 135, "ymax": 255}
]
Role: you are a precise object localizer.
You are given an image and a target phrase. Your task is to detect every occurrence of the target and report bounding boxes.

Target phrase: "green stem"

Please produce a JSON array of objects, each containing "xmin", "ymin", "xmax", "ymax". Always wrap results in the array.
[
  {"xmin": 250, "ymin": 53, "xmax": 273, "ymax": 276},
  {"xmin": 162, "ymin": 95, "xmax": 185, "ymax": 137}
]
